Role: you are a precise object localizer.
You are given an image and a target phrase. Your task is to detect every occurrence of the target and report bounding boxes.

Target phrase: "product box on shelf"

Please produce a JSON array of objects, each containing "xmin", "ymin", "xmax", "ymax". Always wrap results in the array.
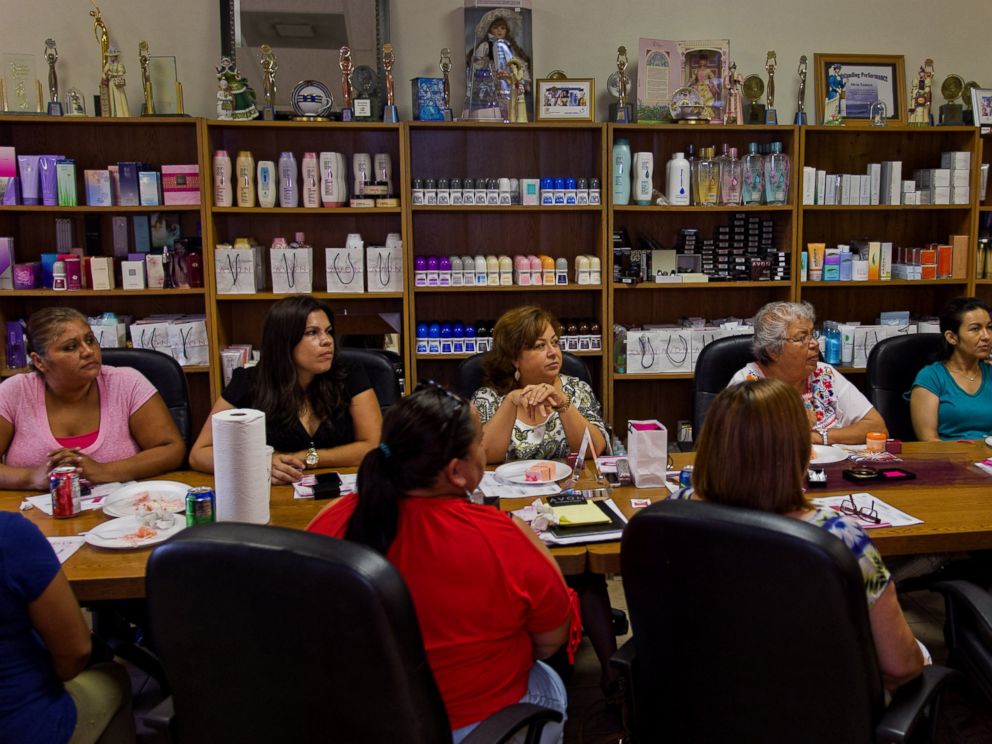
[
  {"xmin": 121, "ymin": 260, "xmax": 146, "ymax": 290},
  {"xmin": 85, "ymin": 170, "xmax": 112, "ymax": 206},
  {"xmin": 161, "ymin": 164, "xmax": 200, "ymax": 206},
  {"xmin": 5, "ymin": 320, "xmax": 26, "ymax": 368},
  {"xmin": 0, "ymin": 237, "xmax": 14, "ymax": 290}
]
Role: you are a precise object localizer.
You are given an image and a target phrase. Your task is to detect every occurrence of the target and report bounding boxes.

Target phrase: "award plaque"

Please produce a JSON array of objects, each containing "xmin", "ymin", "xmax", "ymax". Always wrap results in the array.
[
  {"xmin": 382, "ymin": 43, "xmax": 398, "ymax": 123},
  {"xmin": 439, "ymin": 48, "xmax": 453, "ymax": 121},
  {"xmin": 742, "ymin": 75, "xmax": 765, "ymax": 124},
  {"xmin": 794, "ymin": 55, "xmax": 808, "ymax": 125},
  {"xmin": 1, "ymin": 53, "xmax": 42, "ymax": 113},
  {"xmin": 149, "ymin": 56, "xmax": 184, "ymax": 115},
  {"xmin": 939, "ymin": 74, "xmax": 965, "ymax": 126},
  {"xmin": 352, "ymin": 65, "xmax": 377, "ymax": 121},
  {"xmin": 609, "ymin": 46, "xmax": 633, "ymax": 123},
  {"xmin": 764, "ymin": 51, "xmax": 778, "ymax": 125},
  {"xmin": 44, "ymin": 39, "xmax": 62, "ymax": 116},
  {"xmin": 291, "ymin": 80, "xmax": 333, "ymax": 122},
  {"xmin": 65, "ymin": 87, "xmax": 86, "ymax": 116}
]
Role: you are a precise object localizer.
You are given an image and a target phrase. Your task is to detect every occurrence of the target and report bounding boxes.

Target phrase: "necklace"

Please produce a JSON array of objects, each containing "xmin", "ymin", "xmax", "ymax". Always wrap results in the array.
[{"xmin": 947, "ymin": 363, "xmax": 978, "ymax": 382}]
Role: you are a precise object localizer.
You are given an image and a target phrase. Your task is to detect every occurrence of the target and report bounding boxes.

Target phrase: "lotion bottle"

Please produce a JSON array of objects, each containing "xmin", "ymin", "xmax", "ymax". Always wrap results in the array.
[
  {"xmin": 666, "ymin": 152, "xmax": 691, "ymax": 206},
  {"xmin": 612, "ymin": 138, "xmax": 632, "ymax": 205},
  {"xmin": 278, "ymin": 152, "xmax": 298, "ymax": 208},
  {"xmin": 213, "ymin": 150, "xmax": 232, "ymax": 207},
  {"xmin": 256, "ymin": 160, "xmax": 276, "ymax": 208},
  {"xmin": 320, "ymin": 152, "xmax": 346, "ymax": 207},
  {"xmin": 235, "ymin": 150, "xmax": 255, "ymax": 208},
  {"xmin": 633, "ymin": 152, "xmax": 654, "ymax": 205},
  {"xmin": 301, "ymin": 152, "xmax": 319, "ymax": 208}
]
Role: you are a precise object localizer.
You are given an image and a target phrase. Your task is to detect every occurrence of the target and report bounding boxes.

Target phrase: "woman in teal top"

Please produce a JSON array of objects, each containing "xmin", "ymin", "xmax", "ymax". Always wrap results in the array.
[{"xmin": 911, "ymin": 296, "xmax": 992, "ymax": 441}]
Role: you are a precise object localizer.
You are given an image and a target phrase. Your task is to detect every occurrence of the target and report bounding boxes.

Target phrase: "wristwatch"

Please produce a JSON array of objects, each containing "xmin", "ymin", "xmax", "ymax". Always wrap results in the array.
[{"xmin": 815, "ymin": 427, "xmax": 829, "ymax": 446}]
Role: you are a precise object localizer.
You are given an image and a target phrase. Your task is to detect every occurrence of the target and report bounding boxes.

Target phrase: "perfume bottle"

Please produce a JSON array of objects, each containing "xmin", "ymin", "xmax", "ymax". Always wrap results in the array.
[
  {"xmin": 741, "ymin": 142, "xmax": 765, "ymax": 205},
  {"xmin": 684, "ymin": 144, "xmax": 697, "ymax": 205},
  {"xmin": 764, "ymin": 141, "xmax": 791, "ymax": 206},
  {"xmin": 695, "ymin": 147, "xmax": 720, "ymax": 207},
  {"xmin": 719, "ymin": 146, "xmax": 742, "ymax": 206}
]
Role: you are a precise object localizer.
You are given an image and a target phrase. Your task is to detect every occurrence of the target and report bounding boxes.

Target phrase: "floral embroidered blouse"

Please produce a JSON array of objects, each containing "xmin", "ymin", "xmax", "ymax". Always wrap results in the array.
[
  {"xmin": 472, "ymin": 375, "xmax": 608, "ymax": 461},
  {"xmin": 729, "ymin": 361, "xmax": 873, "ymax": 430}
]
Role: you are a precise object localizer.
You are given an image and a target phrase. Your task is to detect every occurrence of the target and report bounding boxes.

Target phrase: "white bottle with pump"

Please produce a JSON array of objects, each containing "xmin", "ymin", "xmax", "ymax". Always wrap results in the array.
[
  {"xmin": 257, "ymin": 161, "xmax": 276, "ymax": 208},
  {"xmin": 235, "ymin": 151, "xmax": 255, "ymax": 208},
  {"xmin": 666, "ymin": 152, "xmax": 691, "ymax": 206},
  {"xmin": 213, "ymin": 150, "xmax": 232, "ymax": 207},
  {"xmin": 301, "ymin": 152, "xmax": 319, "ymax": 208},
  {"xmin": 633, "ymin": 152, "xmax": 654, "ymax": 205},
  {"xmin": 278, "ymin": 152, "xmax": 298, "ymax": 208},
  {"xmin": 320, "ymin": 152, "xmax": 347, "ymax": 207}
]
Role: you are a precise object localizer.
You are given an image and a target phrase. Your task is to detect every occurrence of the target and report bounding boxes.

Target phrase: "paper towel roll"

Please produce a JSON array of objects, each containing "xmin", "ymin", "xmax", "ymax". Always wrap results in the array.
[{"xmin": 212, "ymin": 408, "xmax": 271, "ymax": 524}]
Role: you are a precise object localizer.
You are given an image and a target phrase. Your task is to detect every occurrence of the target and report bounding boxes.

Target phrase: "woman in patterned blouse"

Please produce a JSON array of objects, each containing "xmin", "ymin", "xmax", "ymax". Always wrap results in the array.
[
  {"xmin": 472, "ymin": 306, "xmax": 607, "ymax": 463},
  {"xmin": 674, "ymin": 378, "xmax": 924, "ymax": 691}
]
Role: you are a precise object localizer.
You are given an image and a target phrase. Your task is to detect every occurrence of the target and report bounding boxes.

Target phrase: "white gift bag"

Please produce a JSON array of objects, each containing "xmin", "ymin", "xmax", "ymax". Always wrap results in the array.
[
  {"xmin": 655, "ymin": 329, "xmax": 693, "ymax": 374},
  {"xmin": 325, "ymin": 245, "xmax": 365, "ymax": 293},
  {"xmin": 366, "ymin": 242, "xmax": 403, "ymax": 293},
  {"xmin": 852, "ymin": 325, "xmax": 896, "ymax": 368},
  {"xmin": 627, "ymin": 419, "xmax": 668, "ymax": 488},
  {"xmin": 689, "ymin": 328, "xmax": 731, "ymax": 370},
  {"xmin": 167, "ymin": 318, "xmax": 209, "ymax": 367},
  {"xmin": 215, "ymin": 247, "xmax": 257, "ymax": 295},
  {"xmin": 129, "ymin": 321, "xmax": 176, "ymax": 358},
  {"xmin": 89, "ymin": 318, "xmax": 126, "ymax": 348},
  {"xmin": 626, "ymin": 330, "xmax": 665, "ymax": 374},
  {"xmin": 270, "ymin": 246, "xmax": 313, "ymax": 294}
]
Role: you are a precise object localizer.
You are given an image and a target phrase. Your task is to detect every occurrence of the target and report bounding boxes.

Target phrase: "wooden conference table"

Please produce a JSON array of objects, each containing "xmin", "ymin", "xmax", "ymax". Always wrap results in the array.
[{"xmin": 4, "ymin": 440, "xmax": 992, "ymax": 602}]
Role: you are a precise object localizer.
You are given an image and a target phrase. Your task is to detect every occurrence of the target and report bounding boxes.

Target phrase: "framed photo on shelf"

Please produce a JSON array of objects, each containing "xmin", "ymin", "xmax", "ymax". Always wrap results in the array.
[
  {"xmin": 535, "ymin": 78, "xmax": 595, "ymax": 121},
  {"xmin": 973, "ymin": 88, "xmax": 992, "ymax": 126},
  {"xmin": 814, "ymin": 53, "xmax": 906, "ymax": 126}
]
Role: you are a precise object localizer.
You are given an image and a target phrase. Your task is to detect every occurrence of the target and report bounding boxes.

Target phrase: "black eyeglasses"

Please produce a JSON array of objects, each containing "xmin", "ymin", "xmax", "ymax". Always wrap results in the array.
[{"xmin": 839, "ymin": 494, "xmax": 881, "ymax": 524}]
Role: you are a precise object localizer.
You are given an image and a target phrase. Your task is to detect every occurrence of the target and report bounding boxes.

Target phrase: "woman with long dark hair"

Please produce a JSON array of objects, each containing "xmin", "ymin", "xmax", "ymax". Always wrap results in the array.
[
  {"xmin": 308, "ymin": 383, "xmax": 572, "ymax": 742},
  {"xmin": 190, "ymin": 296, "xmax": 381, "ymax": 483}
]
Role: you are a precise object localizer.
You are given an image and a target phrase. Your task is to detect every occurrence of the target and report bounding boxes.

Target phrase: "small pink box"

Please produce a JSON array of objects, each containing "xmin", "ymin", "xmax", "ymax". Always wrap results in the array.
[{"xmin": 161, "ymin": 164, "xmax": 200, "ymax": 205}]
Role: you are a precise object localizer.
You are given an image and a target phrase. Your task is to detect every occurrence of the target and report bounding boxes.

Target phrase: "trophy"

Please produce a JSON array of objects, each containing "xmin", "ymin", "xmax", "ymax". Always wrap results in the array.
[
  {"xmin": 65, "ymin": 87, "xmax": 86, "ymax": 116},
  {"xmin": 259, "ymin": 44, "xmax": 277, "ymax": 120},
  {"xmin": 939, "ymin": 74, "xmax": 965, "ymax": 126},
  {"xmin": 439, "ymin": 48, "xmax": 453, "ymax": 121},
  {"xmin": 338, "ymin": 46, "xmax": 353, "ymax": 121},
  {"xmin": 608, "ymin": 46, "xmax": 633, "ymax": 123},
  {"xmin": 724, "ymin": 61, "xmax": 743, "ymax": 125},
  {"xmin": 794, "ymin": 55, "xmax": 808, "ymax": 125},
  {"xmin": 1, "ymin": 53, "xmax": 42, "ymax": 113},
  {"xmin": 44, "ymin": 39, "xmax": 62, "ymax": 115},
  {"xmin": 742, "ymin": 75, "xmax": 765, "ymax": 124},
  {"xmin": 352, "ymin": 65, "xmax": 377, "ymax": 120},
  {"xmin": 764, "ymin": 51, "xmax": 778, "ymax": 124},
  {"xmin": 89, "ymin": 0, "xmax": 112, "ymax": 116},
  {"xmin": 139, "ymin": 41, "xmax": 154, "ymax": 116},
  {"xmin": 382, "ymin": 43, "xmax": 398, "ymax": 122},
  {"xmin": 869, "ymin": 99, "xmax": 888, "ymax": 127}
]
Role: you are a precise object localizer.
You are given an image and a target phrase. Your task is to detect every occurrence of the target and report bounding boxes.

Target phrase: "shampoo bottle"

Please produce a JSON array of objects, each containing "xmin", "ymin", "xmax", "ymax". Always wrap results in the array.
[
  {"xmin": 256, "ymin": 160, "xmax": 276, "ymax": 208},
  {"xmin": 633, "ymin": 152, "xmax": 654, "ymax": 205},
  {"xmin": 612, "ymin": 138, "xmax": 632, "ymax": 205},
  {"xmin": 235, "ymin": 150, "xmax": 255, "ymax": 208},
  {"xmin": 301, "ymin": 152, "xmax": 319, "ymax": 208},
  {"xmin": 278, "ymin": 152, "xmax": 298, "ymax": 208},
  {"xmin": 666, "ymin": 152, "xmax": 691, "ymax": 206},
  {"xmin": 213, "ymin": 150, "xmax": 232, "ymax": 207}
]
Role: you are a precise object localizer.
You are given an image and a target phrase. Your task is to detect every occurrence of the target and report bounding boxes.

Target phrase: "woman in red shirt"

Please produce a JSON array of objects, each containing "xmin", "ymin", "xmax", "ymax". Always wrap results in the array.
[{"xmin": 308, "ymin": 381, "xmax": 572, "ymax": 741}]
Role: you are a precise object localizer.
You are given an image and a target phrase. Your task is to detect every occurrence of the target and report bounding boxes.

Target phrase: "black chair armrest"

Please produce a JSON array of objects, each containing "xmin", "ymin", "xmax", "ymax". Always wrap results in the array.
[
  {"xmin": 875, "ymin": 665, "xmax": 958, "ymax": 742},
  {"xmin": 935, "ymin": 580, "xmax": 992, "ymax": 646},
  {"xmin": 143, "ymin": 695, "xmax": 174, "ymax": 736},
  {"xmin": 462, "ymin": 702, "xmax": 563, "ymax": 744}
]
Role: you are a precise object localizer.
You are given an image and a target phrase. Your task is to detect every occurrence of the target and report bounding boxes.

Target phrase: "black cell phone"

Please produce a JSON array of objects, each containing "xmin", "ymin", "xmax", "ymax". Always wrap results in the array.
[{"xmin": 313, "ymin": 471, "xmax": 343, "ymax": 500}]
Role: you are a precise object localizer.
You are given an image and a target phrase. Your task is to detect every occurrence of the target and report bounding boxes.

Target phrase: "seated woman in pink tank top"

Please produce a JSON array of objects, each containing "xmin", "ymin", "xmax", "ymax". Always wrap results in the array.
[{"xmin": 0, "ymin": 308, "xmax": 185, "ymax": 490}]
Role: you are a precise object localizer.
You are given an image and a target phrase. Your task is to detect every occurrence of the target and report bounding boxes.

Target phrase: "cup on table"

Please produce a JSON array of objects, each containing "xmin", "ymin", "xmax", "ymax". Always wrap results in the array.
[{"xmin": 866, "ymin": 432, "xmax": 887, "ymax": 453}]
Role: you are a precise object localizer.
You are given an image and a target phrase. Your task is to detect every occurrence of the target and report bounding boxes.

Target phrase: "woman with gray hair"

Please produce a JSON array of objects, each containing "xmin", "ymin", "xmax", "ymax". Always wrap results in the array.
[{"xmin": 729, "ymin": 301, "xmax": 886, "ymax": 445}]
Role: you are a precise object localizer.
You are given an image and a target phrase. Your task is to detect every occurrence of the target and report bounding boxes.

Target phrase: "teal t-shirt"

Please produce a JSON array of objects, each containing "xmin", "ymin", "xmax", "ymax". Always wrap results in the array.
[{"xmin": 911, "ymin": 361, "xmax": 992, "ymax": 440}]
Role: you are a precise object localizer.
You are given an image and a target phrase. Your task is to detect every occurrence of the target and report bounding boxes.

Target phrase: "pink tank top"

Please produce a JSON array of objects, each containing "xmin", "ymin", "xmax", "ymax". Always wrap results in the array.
[{"xmin": 55, "ymin": 429, "xmax": 100, "ymax": 450}]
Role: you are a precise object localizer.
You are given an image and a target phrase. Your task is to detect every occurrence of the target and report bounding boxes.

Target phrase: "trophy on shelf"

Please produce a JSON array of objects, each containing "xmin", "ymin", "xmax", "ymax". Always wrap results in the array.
[
  {"xmin": 139, "ymin": 41, "xmax": 155, "ymax": 116},
  {"xmin": 44, "ymin": 39, "xmax": 62, "ymax": 116},
  {"xmin": 794, "ymin": 55, "xmax": 808, "ymax": 125},
  {"xmin": 89, "ymin": 0, "xmax": 112, "ymax": 116},
  {"xmin": 608, "ymin": 46, "xmax": 633, "ymax": 123},
  {"xmin": 65, "ymin": 88, "xmax": 86, "ymax": 116},
  {"xmin": 259, "ymin": 44, "xmax": 278, "ymax": 120},
  {"xmin": 764, "ymin": 51, "xmax": 778, "ymax": 124},
  {"xmin": 908, "ymin": 58, "xmax": 934, "ymax": 127},
  {"xmin": 939, "ymin": 74, "xmax": 965, "ymax": 126},
  {"xmin": 338, "ymin": 46, "xmax": 354, "ymax": 121},
  {"xmin": 351, "ymin": 65, "xmax": 377, "ymax": 120},
  {"xmin": 1, "ymin": 52, "xmax": 42, "ymax": 114},
  {"xmin": 439, "ymin": 47, "xmax": 453, "ymax": 120},
  {"xmin": 382, "ymin": 43, "xmax": 398, "ymax": 122},
  {"xmin": 742, "ymin": 74, "xmax": 765, "ymax": 124}
]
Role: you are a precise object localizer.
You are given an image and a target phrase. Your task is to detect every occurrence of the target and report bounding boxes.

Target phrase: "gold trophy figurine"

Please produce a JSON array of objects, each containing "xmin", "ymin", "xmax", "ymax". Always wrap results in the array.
[
  {"xmin": 608, "ymin": 46, "xmax": 633, "ymax": 123},
  {"xmin": 795, "ymin": 55, "xmax": 808, "ymax": 125},
  {"xmin": 938, "ymin": 74, "xmax": 964, "ymax": 126},
  {"xmin": 45, "ymin": 39, "xmax": 62, "ymax": 116},
  {"xmin": 259, "ymin": 44, "xmax": 277, "ymax": 120},
  {"xmin": 139, "ymin": 41, "xmax": 155, "ymax": 116},
  {"xmin": 382, "ymin": 43, "xmax": 398, "ymax": 122},
  {"xmin": 439, "ymin": 47, "xmax": 453, "ymax": 120},
  {"xmin": 89, "ymin": 0, "xmax": 111, "ymax": 116},
  {"xmin": 764, "ymin": 50, "xmax": 778, "ymax": 124},
  {"xmin": 338, "ymin": 46, "xmax": 354, "ymax": 121}
]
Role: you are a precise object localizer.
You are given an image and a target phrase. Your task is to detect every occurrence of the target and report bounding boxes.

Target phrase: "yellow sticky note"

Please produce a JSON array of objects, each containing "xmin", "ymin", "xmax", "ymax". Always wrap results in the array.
[{"xmin": 552, "ymin": 502, "xmax": 611, "ymax": 526}]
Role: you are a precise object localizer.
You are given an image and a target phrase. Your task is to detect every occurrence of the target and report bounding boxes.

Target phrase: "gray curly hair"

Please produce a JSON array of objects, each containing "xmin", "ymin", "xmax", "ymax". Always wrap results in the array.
[{"xmin": 751, "ymin": 301, "xmax": 816, "ymax": 364}]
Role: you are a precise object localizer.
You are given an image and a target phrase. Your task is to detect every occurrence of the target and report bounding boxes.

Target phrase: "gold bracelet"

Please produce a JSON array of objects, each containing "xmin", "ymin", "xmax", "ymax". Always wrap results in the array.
[{"xmin": 554, "ymin": 395, "xmax": 572, "ymax": 413}]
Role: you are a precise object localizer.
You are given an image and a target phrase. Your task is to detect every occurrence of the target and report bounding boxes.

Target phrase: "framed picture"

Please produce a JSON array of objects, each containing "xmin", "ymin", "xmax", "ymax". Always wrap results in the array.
[
  {"xmin": 678, "ymin": 40, "xmax": 729, "ymax": 124},
  {"xmin": 637, "ymin": 38, "xmax": 681, "ymax": 123},
  {"xmin": 973, "ymin": 88, "xmax": 992, "ymax": 126},
  {"xmin": 536, "ymin": 78, "xmax": 594, "ymax": 121},
  {"xmin": 814, "ymin": 53, "xmax": 906, "ymax": 126}
]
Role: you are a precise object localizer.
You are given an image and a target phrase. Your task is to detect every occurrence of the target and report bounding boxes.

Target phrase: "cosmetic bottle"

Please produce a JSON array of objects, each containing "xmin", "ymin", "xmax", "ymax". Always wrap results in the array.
[
  {"xmin": 439, "ymin": 256, "xmax": 452, "ymax": 286},
  {"xmin": 695, "ymin": 147, "xmax": 720, "ymax": 206},
  {"xmin": 540, "ymin": 255, "xmax": 555, "ymax": 285},
  {"xmin": 235, "ymin": 150, "xmax": 255, "ymax": 208},
  {"xmin": 373, "ymin": 153, "xmax": 393, "ymax": 195},
  {"xmin": 486, "ymin": 255, "xmax": 500, "ymax": 286},
  {"xmin": 575, "ymin": 255, "xmax": 591, "ymax": 284},
  {"xmin": 741, "ymin": 142, "xmax": 764, "ymax": 205},
  {"xmin": 52, "ymin": 260, "xmax": 67, "ymax": 291},
  {"xmin": 278, "ymin": 152, "xmax": 298, "ymax": 208},
  {"xmin": 257, "ymin": 160, "xmax": 276, "ymax": 208},
  {"xmin": 301, "ymin": 152, "xmax": 319, "ymax": 208},
  {"xmin": 450, "ymin": 255, "xmax": 464, "ymax": 286},
  {"xmin": 555, "ymin": 257, "xmax": 569, "ymax": 285},
  {"xmin": 452, "ymin": 322, "xmax": 465, "ymax": 354},
  {"xmin": 461, "ymin": 255, "xmax": 475, "ymax": 285},
  {"xmin": 529, "ymin": 255, "xmax": 542, "ymax": 285},
  {"xmin": 416, "ymin": 322, "xmax": 429, "ymax": 353},
  {"xmin": 474, "ymin": 255, "xmax": 488, "ymax": 285},
  {"xmin": 588, "ymin": 178, "xmax": 601, "ymax": 205},
  {"xmin": 353, "ymin": 153, "xmax": 371, "ymax": 197},
  {"xmin": 633, "ymin": 152, "xmax": 654, "ymax": 206},
  {"xmin": 436, "ymin": 178, "xmax": 450, "ymax": 205},
  {"xmin": 414, "ymin": 256, "xmax": 427, "ymax": 286},
  {"xmin": 450, "ymin": 178, "xmax": 463, "ymax": 205},
  {"xmin": 514, "ymin": 255, "xmax": 531, "ymax": 285},
  {"xmin": 427, "ymin": 323, "xmax": 441, "ymax": 354},
  {"xmin": 439, "ymin": 323, "xmax": 453, "ymax": 354},
  {"xmin": 764, "ymin": 141, "xmax": 791, "ymax": 205},
  {"xmin": 589, "ymin": 255, "xmax": 602, "ymax": 284},
  {"xmin": 213, "ymin": 150, "xmax": 232, "ymax": 207},
  {"xmin": 719, "ymin": 147, "xmax": 743, "ymax": 206},
  {"xmin": 498, "ymin": 255, "xmax": 513, "ymax": 285},
  {"xmin": 464, "ymin": 322, "xmax": 477, "ymax": 353},
  {"xmin": 612, "ymin": 138, "xmax": 632, "ymax": 205},
  {"xmin": 666, "ymin": 152, "xmax": 691, "ymax": 206},
  {"xmin": 685, "ymin": 144, "xmax": 698, "ymax": 204},
  {"xmin": 426, "ymin": 255, "xmax": 439, "ymax": 286}
]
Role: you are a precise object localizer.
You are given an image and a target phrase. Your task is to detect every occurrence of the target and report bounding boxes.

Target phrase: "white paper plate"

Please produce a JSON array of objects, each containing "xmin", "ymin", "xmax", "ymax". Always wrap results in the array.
[
  {"xmin": 103, "ymin": 481, "xmax": 190, "ymax": 518},
  {"xmin": 84, "ymin": 515, "xmax": 185, "ymax": 550},
  {"xmin": 985, "ymin": 435, "xmax": 992, "ymax": 447},
  {"xmin": 810, "ymin": 444, "xmax": 849, "ymax": 466},
  {"xmin": 494, "ymin": 460, "xmax": 571, "ymax": 485}
]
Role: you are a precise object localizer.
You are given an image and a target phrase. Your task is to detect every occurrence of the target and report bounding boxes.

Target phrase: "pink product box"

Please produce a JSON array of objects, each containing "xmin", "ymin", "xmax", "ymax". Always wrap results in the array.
[
  {"xmin": 161, "ymin": 164, "xmax": 200, "ymax": 205},
  {"xmin": 0, "ymin": 237, "xmax": 13, "ymax": 289},
  {"xmin": 13, "ymin": 262, "xmax": 40, "ymax": 289}
]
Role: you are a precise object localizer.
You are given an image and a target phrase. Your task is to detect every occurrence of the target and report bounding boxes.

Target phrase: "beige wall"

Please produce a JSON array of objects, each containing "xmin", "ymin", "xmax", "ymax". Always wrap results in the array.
[{"xmin": 2, "ymin": 1, "xmax": 990, "ymax": 120}]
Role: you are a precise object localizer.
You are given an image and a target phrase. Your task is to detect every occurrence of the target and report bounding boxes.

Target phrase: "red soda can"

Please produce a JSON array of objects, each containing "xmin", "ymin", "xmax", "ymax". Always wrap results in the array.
[{"xmin": 50, "ymin": 466, "xmax": 82, "ymax": 518}]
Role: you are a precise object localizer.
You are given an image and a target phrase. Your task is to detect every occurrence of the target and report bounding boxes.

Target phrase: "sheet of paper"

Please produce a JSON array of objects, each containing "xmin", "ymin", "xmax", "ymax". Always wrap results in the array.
[
  {"xmin": 552, "ymin": 502, "xmax": 611, "ymax": 526},
  {"xmin": 478, "ymin": 472, "xmax": 561, "ymax": 499},
  {"xmin": 22, "ymin": 482, "xmax": 127, "ymax": 515},
  {"xmin": 47, "ymin": 536, "xmax": 85, "ymax": 564},
  {"xmin": 541, "ymin": 499, "xmax": 628, "ymax": 545},
  {"xmin": 811, "ymin": 492, "xmax": 923, "ymax": 529}
]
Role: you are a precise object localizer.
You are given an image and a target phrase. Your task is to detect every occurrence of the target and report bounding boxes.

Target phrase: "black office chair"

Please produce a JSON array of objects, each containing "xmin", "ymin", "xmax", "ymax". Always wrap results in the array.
[
  {"xmin": 146, "ymin": 524, "xmax": 561, "ymax": 744},
  {"xmin": 613, "ymin": 499, "xmax": 955, "ymax": 743},
  {"xmin": 866, "ymin": 333, "xmax": 943, "ymax": 441},
  {"xmin": 691, "ymin": 335, "xmax": 754, "ymax": 438},
  {"xmin": 101, "ymin": 348, "xmax": 191, "ymax": 449},
  {"xmin": 337, "ymin": 348, "xmax": 402, "ymax": 410},
  {"xmin": 934, "ymin": 580, "xmax": 992, "ymax": 706},
  {"xmin": 454, "ymin": 351, "xmax": 593, "ymax": 399}
]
